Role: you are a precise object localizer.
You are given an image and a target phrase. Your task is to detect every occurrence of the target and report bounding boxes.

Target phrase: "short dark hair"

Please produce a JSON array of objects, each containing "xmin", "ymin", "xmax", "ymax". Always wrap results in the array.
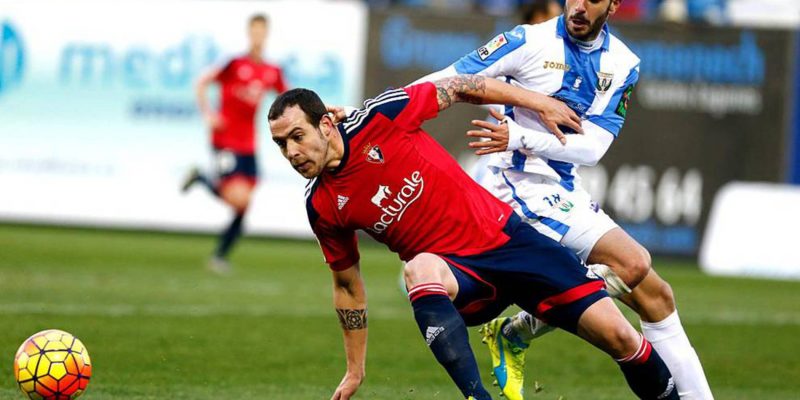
[
  {"xmin": 249, "ymin": 14, "xmax": 268, "ymax": 25},
  {"xmin": 268, "ymin": 88, "xmax": 327, "ymax": 126},
  {"xmin": 520, "ymin": 0, "xmax": 554, "ymax": 24}
]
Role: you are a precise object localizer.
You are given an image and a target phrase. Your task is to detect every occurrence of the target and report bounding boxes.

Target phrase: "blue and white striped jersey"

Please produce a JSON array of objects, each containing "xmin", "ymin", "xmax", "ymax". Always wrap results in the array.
[{"xmin": 453, "ymin": 16, "xmax": 640, "ymax": 191}]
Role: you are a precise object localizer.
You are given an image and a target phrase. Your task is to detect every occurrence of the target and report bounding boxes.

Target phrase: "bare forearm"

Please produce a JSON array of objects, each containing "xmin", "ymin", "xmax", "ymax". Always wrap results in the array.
[
  {"xmin": 195, "ymin": 69, "xmax": 220, "ymax": 117},
  {"xmin": 433, "ymin": 74, "xmax": 549, "ymax": 112},
  {"xmin": 196, "ymin": 80, "xmax": 213, "ymax": 116},
  {"xmin": 333, "ymin": 268, "xmax": 368, "ymax": 376}
]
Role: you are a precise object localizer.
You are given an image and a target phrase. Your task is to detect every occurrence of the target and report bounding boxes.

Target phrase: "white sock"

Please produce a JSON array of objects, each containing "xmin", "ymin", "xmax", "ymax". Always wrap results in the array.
[{"xmin": 640, "ymin": 310, "xmax": 714, "ymax": 400}]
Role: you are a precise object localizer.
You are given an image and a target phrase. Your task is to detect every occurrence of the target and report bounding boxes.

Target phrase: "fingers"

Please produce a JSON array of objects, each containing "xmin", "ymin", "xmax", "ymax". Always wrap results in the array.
[
  {"xmin": 466, "ymin": 129, "xmax": 495, "ymax": 140},
  {"xmin": 470, "ymin": 119, "xmax": 501, "ymax": 131},
  {"xmin": 475, "ymin": 148, "xmax": 504, "ymax": 156},
  {"xmin": 467, "ymin": 137, "xmax": 506, "ymax": 155},
  {"xmin": 565, "ymin": 111, "xmax": 583, "ymax": 134},
  {"xmin": 548, "ymin": 123, "xmax": 567, "ymax": 145},
  {"xmin": 331, "ymin": 389, "xmax": 351, "ymax": 400},
  {"xmin": 563, "ymin": 118, "xmax": 583, "ymax": 135},
  {"xmin": 488, "ymin": 107, "xmax": 506, "ymax": 122},
  {"xmin": 467, "ymin": 140, "xmax": 503, "ymax": 149},
  {"xmin": 570, "ymin": 113, "xmax": 584, "ymax": 133},
  {"xmin": 326, "ymin": 106, "xmax": 347, "ymax": 123}
]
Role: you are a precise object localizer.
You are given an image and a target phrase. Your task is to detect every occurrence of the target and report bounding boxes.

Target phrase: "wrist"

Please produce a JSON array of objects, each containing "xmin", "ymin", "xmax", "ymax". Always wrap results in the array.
[
  {"xmin": 346, "ymin": 368, "xmax": 365, "ymax": 380},
  {"xmin": 506, "ymin": 118, "xmax": 525, "ymax": 151},
  {"xmin": 525, "ymin": 91, "xmax": 549, "ymax": 113}
]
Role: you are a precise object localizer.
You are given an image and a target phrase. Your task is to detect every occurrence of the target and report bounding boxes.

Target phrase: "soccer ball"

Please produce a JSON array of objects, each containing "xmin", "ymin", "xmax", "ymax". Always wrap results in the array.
[{"xmin": 13, "ymin": 329, "xmax": 92, "ymax": 400}]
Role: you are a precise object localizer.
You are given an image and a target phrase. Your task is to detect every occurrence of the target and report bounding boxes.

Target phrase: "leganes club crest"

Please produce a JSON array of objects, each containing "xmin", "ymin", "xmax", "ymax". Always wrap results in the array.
[{"xmin": 596, "ymin": 71, "xmax": 614, "ymax": 94}]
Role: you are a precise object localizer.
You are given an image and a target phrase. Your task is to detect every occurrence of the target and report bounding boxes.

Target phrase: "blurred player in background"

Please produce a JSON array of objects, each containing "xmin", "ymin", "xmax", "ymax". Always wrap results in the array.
[
  {"xmin": 182, "ymin": 14, "xmax": 287, "ymax": 274},
  {"xmin": 415, "ymin": 0, "xmax": 713, "ymax": 399},
  {"xmin": 521, "ymin": 0, "xmax": 563, "ymax": 24},
  {"xmin": 270, "ymin": 76, "xmax": 677, "ymax": 400}
]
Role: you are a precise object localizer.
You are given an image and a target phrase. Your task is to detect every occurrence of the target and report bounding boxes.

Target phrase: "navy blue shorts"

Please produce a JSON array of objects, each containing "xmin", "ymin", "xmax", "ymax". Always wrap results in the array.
[
  {"xmin": 442, "ymin": 214, "xmax": 607, "ymax": 333},
  {"xmin": 213, "ymin": 148, "xmax": 258, "ymax": 185}
]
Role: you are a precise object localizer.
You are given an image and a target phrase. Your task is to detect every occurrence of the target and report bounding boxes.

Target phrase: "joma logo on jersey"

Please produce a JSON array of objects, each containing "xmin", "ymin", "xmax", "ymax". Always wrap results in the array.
[
  {"xmin": 369, "ymin": 171, "xmax": 425, "ymax": 234},
  {"xmin": 543, "ymin": 61, "xmax": 570, "ymax": 71}
]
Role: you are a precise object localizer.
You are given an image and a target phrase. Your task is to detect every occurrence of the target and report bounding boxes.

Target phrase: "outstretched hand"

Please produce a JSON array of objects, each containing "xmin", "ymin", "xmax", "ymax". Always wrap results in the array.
[{"xmin": 467, "ymin": 108, "xmax": 512, "ymax": 156}]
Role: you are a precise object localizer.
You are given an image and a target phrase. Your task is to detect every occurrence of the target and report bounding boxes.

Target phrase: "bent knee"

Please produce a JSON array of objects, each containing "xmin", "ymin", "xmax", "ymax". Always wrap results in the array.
[
  {"xmin": 651, "ymin": 278, "xmax": 675, "ymax": 311},
  {"xmin": 220, "ymin": 184, "xmax": 252, "ymax": 213},
  {"xmin": 605, "ymin": 324, "xmax": 643, "ymax": 359},
  {"xmin": 632, "ymin": 273, "xmax": 677, "ymax": 321},
  {"xmin": 622, "ymin": 247, "xmax": 651, "ymax": 287},
  {"xmin": 404, "ymin": 253, "xmax": 443, "ymax": 283},
  {"xmin": 403, "ymin": 253, "xmax": 451, "ymax": 289}
]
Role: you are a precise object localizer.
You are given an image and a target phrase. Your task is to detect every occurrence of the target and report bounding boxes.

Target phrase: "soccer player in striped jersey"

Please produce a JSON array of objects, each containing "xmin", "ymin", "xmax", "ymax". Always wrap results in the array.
[
  {"xmin": 414, "ymin": 1, "xmax": 713, "ymax": 398},
  {"xmin": 268, "ymin": 75, "xmax": 677, "ymax": 400}
]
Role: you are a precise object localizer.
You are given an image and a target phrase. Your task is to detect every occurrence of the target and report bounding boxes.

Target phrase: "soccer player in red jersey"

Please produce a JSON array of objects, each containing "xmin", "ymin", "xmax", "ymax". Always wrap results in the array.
[
  {"xmin": 268, "ymin": 76, "xmax": 678, "ymax": 400},
  {"xmin": 182, "ymin": 14, "xmax": 287, "ymax": 273}
]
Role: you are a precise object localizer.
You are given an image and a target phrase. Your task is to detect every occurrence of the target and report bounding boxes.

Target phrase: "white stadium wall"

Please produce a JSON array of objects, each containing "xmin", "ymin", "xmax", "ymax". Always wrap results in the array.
[
  {"xmin": 700, "ymin": 182, "xmax": 800, "ymax": 280},
  {"xmin": 0, "ymin": 0, "xmax": 368, "ymax": 237}
]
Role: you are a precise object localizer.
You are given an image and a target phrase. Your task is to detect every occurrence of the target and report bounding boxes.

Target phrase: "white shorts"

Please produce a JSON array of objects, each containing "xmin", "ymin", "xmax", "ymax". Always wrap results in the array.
[{"xmin": 485, "ymin": 168, "xmax": 618, "ymax": 262}]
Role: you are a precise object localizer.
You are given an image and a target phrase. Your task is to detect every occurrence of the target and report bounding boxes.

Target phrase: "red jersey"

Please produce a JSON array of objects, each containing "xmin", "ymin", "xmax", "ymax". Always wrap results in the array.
[
  {"xmin": 306, "ymin": 83, "xmax": 514, "ymax": 271},
  {"xmin": 213, "ymin": 56, "xmax": 287, "ymax": 155}
]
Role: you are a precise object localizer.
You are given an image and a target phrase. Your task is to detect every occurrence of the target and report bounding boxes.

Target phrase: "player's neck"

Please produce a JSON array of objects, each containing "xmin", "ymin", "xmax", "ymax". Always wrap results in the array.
[
  {"xmin": 568, "ymin": 27, "xmax": 606, "ymax": 52},
  {"xmin": 324, "ymin": 129, "xmax": 346, "ymax": 172},
  {"xmin": 248, "ymin": 48, "xmax": 264, "ymax": 62}
]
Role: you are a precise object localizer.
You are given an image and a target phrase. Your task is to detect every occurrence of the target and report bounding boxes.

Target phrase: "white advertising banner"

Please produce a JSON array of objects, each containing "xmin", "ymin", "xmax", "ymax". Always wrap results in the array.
[
  {"xmin": 700, "ymin": 182, "xmax": 800, "ymax": 280},
  {"xmin": 0, "ymin": 0, "xmax": 367, "ymax": 237}
]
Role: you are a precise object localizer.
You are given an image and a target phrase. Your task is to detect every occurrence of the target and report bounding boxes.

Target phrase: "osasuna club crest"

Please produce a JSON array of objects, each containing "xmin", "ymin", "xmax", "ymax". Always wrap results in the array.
[
  {"xmin": 366, "ymin": 145, "xmax": 384, "ymax": 164},
  {"xmin": 596, "ymin": 72, "xmax": 614, "ymax": 94}
]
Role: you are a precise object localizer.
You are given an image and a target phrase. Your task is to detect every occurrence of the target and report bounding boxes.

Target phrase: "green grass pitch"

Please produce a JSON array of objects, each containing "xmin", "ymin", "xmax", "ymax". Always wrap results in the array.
[{"xmin": 1, "ymin": 224, "xmax": 799, "ymax": 399}]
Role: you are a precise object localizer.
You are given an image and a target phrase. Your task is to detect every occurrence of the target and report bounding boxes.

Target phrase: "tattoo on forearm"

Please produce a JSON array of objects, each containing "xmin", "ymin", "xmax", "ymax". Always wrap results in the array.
[
  {"xmin": 435, "ymin": 75, "xmax": 486, "ymax": 110},
  {"xmin": 336, "ymin": 308, "xmax": 368, "ymax": 330}
]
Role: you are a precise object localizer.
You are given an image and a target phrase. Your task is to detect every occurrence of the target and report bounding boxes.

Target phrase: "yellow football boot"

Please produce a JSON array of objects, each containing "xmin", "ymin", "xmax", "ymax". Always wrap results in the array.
[{"xmin": 480, "ymin": 317, "xmax": 528, "ymax": 400}]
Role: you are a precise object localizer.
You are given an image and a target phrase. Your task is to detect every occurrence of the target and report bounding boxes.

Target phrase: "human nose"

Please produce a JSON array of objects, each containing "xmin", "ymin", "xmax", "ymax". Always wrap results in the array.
[{"xmin": 286, "ymin": 142, "xmax": 301, "ymax": 160}]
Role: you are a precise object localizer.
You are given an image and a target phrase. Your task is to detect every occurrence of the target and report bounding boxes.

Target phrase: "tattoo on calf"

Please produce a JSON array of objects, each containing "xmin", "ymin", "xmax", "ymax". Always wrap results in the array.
[
  {"xmin": 435, "ymin": 75, "xmax": 486, "ymax": 110},
  {"xmin": 336, "ymin": 308, "xmax": 368, "ymax": 330}
]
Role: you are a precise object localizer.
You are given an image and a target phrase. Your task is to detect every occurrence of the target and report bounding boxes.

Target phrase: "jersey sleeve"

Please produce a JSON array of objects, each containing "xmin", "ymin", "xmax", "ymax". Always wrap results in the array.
[
  {"xmin": 394, "ymin": 82, "xmax": 440, "ymax": 130},
  {"xmin": 307, "ymin": 194, "xmax": 360, "ymax": 271},
  {"xmin": 312, "ymin": 221, "xmax": 360, "ymax": 271},
  {"xmin": 339, "ymin": 84, "xmax": 438, "ymax": 135},
  {"xmin": 215, "ymin": 59, "xmax": 236, "ymax": 84},
  {"xmin": 586, "ymin": 64, "xmax": 640, "ymax": 137},
  {"xmin": 452, "ymin": 25, "xmax": 533, "ymax": 79},
  {"xmin": 274, "ymin": 67, "xmax": 288, "ymax": 94}
]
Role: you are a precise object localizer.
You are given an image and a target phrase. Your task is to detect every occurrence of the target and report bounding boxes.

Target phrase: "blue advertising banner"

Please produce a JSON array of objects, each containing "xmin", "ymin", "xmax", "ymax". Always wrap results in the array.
[
  {"xmin": 366, "ymin": 11, "xmax": 797, "ymax": 256},
  {"xmin": 0, "ymin": 0, "xmax": 368, "ymax": 237}
]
